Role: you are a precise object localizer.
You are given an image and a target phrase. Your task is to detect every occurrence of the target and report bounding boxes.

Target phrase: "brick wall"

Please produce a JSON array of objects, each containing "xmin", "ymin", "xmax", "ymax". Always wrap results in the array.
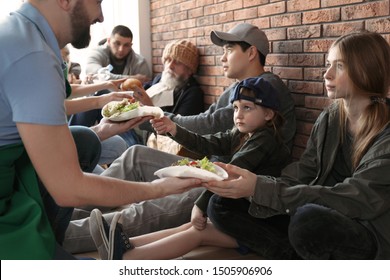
[{"xmin": 150, "ymin": 0, "xmax": 390, "ymax": 160}]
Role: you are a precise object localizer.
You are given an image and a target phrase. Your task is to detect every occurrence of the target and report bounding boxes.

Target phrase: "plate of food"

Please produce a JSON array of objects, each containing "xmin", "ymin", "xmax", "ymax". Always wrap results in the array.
[
  {"xmin": 154, "ymin": 157, "xmax": 228, "ymax": 182},
  {"xmin": 101, "ymin": 98, "xmax": 164, "ymax": 122}
]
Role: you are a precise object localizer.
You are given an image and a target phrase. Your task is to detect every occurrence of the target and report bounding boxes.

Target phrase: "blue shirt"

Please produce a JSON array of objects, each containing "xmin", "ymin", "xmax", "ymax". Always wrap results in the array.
[{"xmin": 0, "ymin": 3, "xmax": 67, "ymax": 146}]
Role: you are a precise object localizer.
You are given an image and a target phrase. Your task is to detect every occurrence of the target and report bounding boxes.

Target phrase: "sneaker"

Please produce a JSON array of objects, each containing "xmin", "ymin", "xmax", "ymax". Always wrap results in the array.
[
  {"xmin": 89, "ymin": 209, "xmax": 110, "ymax": 260},
  {"xmin": 89, "ymin": 209, "xmax": 133, "ymax": 260},
  {"xmin": 108, "ymin": 212, "xmax": 134, "ymax": 260}
]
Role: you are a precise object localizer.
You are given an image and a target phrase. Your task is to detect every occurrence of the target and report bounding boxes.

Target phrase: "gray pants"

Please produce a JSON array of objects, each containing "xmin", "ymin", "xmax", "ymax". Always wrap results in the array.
[{"xmin": 63, "ymin": 145, "xmax": 204, "ymax": 254}]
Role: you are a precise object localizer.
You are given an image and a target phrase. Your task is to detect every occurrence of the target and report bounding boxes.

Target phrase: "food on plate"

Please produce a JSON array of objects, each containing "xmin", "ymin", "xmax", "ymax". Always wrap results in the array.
[
  {"xmin": 154, "ymin": 157, "xmax": 228, "ymax": 181},
  {"xmin": 101, "ymin": 98, "xmax": 164, "ymax": 121},
  {"xmin": 120, "ymin": 78, "xmax": 142, "ymax": 91},
  {"xmin": 172, "ymin": 157, "xmax": 217, "ymax": 174},
  {"xmin": 102, "ymin": 98, "xmax": 140, "ymax": 118}
]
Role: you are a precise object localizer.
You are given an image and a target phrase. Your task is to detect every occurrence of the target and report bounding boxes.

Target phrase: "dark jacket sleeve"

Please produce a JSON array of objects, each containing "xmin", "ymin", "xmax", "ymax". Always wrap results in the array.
[{"xmin": 171, "ymin": 85, "xmax": 205, "ymax": 116}]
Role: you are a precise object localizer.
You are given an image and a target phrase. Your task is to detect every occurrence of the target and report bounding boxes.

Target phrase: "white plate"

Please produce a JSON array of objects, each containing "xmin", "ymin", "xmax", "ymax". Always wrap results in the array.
[
  {"xmin": 101, "ymin": 102, "xmax": 164, "ymax": 122},
  {"xmin": 154, "ymin": 164, "xmax": 228, "ymax": 182}
]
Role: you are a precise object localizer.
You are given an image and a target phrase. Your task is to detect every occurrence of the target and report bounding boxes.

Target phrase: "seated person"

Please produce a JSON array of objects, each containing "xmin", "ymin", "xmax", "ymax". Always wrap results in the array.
[
  {"xmin": 122, "ymin": 39, "xmax": 205, "ymax": 147},
  {"xmin": 85, "ymin": 24, "xmax": 151, "ymax": 83},
  {"xmin": 68, "ymin": 24, "xmax": 152, "ymax": 126}
]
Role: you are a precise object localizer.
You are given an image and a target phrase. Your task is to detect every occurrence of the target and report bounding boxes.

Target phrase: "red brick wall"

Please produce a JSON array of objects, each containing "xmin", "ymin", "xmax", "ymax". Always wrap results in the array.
[{"xmin": 150, "ymin": 0, "xmax": 390, "ymax": 160}]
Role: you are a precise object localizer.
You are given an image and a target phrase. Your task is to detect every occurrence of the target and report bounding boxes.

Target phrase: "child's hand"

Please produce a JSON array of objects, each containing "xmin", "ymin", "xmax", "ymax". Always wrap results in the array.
[
  {"xmin": 150, "ymin": 116, "xmax": 177, "ymax": 136},
  {"xmin": 190, "ymin": 205, "xmax": 207, "ymax": 231}
]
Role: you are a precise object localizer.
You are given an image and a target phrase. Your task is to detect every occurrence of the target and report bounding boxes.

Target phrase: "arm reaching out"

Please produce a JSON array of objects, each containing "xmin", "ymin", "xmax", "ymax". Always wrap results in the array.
[
  {"xmin": 151, "ymin": 116, "xmax": 177, "ymax": 136},
  {"xmin": 204, "ymin": 163, "xmax": 257, "ymax": 199}
]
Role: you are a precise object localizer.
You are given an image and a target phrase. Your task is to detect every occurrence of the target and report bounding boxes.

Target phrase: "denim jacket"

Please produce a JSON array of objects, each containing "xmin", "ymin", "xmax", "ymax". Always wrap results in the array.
[{"xmin": 250, "ymin": 103, "xmax": 390, "ymax": 259}]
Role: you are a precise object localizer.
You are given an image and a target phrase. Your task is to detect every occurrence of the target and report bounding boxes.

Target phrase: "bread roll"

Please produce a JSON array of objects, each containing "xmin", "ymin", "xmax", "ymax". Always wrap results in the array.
[{"xmin": 121, "ymin": 78, "xmax": 142, "ymax": 91}]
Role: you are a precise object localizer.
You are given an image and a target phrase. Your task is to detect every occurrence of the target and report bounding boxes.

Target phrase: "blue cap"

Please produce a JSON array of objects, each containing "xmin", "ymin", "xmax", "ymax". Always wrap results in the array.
[{"xmin": 230, "ymin": 77, "xmax": 280, "ymax": 110}]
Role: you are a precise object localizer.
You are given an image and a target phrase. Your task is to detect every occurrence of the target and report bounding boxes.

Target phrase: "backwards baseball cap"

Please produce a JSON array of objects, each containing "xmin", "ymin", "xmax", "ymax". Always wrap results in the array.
[
  {"xmin": 162, "ymin": 39, "xmax": 199, "ymax": 74},
  {"xmin": 230, "ymin": 77, "xmax": 280, "ymax": 111},
  {"xmin": 210, "ymin": 23, "xmax": 269, "ymax": 57}
]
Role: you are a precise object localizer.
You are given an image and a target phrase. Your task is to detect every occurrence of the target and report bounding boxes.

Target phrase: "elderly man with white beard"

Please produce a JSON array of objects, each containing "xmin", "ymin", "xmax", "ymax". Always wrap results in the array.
[{"xmin": 120, "ymin": 39, "xmax": 205, "ymax": 147}]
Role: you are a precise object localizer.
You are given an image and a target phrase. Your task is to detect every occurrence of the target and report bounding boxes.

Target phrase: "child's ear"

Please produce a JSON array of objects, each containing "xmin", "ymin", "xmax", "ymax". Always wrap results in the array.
[{"xmin": 264, "ymin": 108, "xmax": 275, "ymax": 121}]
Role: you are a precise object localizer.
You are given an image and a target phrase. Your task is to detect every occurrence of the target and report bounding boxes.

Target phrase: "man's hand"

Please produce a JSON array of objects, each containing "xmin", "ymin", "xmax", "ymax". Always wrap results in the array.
[
  {"xmin": 132, "ymin": 86, "xmax": 153, "ymax": 106},
  {"xmin": 107, "ymin": 78, "xmax": 127, "ymax": 91},
  {"xmin": 92, "ymin": 116, "xmax": 151, "ymax": 141},
  {"xmin": 150, "ymin": 176, "xmax": 202, "ymax": 197},
  {"xmin": 97, "ymin": 91, "xmax": 135, "ymax": 108}
]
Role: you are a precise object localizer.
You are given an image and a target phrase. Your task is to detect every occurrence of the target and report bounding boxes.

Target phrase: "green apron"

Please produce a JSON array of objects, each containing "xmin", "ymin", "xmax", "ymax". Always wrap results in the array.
[{"xmin": 0, "ymin": 143, "xmax": 56, "ymax": 259}]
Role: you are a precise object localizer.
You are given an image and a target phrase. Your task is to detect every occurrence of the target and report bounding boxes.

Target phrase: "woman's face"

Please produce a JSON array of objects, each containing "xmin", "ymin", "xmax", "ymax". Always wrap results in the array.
[{"xmin": 324, "ymin": 46, "xmax": 355, "ymax": 100}]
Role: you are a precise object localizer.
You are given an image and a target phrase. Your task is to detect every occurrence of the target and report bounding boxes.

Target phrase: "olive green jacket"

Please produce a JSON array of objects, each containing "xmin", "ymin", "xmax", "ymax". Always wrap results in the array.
[{"xmin": 251, "ymin": 103, "xmax": 390, "ymax": 259}]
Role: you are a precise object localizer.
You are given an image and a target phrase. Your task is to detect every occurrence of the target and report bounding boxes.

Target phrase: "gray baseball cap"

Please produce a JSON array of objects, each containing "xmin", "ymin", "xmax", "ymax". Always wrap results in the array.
[{"xmin": 210, "ymin": 23, "xmax": 269, "ymax": 57}]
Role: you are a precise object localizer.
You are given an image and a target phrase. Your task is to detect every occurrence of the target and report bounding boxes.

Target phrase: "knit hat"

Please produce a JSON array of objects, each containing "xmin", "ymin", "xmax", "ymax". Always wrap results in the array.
[
  {"xmin": 230, "ymin": 77, "xmax": 280, "ymax": 110},
  {"xmin": 162, "ymin": 40, "xmax": 199, "ymax": 74},
  {"xmin": 211, "ymin": 23, "xmax": 269, "ymax": 57}
]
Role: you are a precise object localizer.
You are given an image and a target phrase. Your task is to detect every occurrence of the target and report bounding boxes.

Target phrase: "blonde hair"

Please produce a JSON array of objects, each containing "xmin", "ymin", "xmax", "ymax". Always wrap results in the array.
[{"xmin": 332, "ymin": 31, "xmax": 390, "ymax": 168}]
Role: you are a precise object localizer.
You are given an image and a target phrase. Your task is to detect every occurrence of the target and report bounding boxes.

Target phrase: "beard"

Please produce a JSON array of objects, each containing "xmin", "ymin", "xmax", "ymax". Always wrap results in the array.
[
  {"xmin": 160, "ymin": 69, "xmax": 185, "ymax": 90},
  {"xmin": 70, "ymin": 1, "xmax": 91, "ymax": 49}
]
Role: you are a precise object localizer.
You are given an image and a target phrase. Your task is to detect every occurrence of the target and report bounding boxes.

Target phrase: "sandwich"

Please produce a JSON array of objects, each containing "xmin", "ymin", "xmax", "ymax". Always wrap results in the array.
[{"xmin": 102, "ymin": 98, "xmax": 140, "ymax": 118}]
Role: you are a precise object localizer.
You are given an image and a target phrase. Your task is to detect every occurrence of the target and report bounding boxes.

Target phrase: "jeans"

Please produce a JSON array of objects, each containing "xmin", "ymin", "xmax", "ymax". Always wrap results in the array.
[
  {"xmin": 63, "ymin": 145, "xmax": 204, "ymax": 253},
  {"xmin": 68, "ymin": 89, "xmax": 131, "ymax": 165},
  {"xmin": 119, "ymin": 129, "xmax": 144, "ymax": 147},
  {"xmin": 99, "ymin": 135, "xmax": 128, "ymax": 165},
  {"xmin": 289, "ymin": 203, "xmax": 377, "ymax": 259},
  {"xmin": 207, "ymin": 195, "xmax": 300, "ymax": 259},
  {"xmin": 39, "ymin": 126, "xmax": 101, "ymax": 245}
]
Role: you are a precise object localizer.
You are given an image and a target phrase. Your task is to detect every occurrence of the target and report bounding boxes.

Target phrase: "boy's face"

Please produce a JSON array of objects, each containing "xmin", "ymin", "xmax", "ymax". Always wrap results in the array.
[
  {"xmin": 220, "ymin": 44, "xmax": 252, "ymax": 81},
  {"xmin": 233, "ymin": 99, "xmax": 274, "ymax": 135}
]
